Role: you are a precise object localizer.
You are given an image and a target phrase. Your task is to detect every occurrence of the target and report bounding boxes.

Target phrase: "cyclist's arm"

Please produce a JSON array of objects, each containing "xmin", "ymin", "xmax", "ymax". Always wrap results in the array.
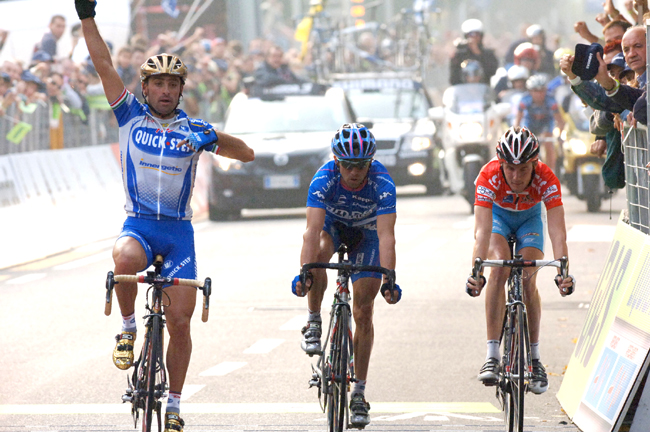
[
  {"xmin": 300, "ymin": 207, "xmax": 326, "ymax": 267},
  {"xmin": 377, "ymin": 212, "xmax": 397, "ymax": 282},
  {"xmin": 546, "ymin": 205, "xmax": 569, "ymax": 267},
  {"xmin": 215, "ymin": 131, "xmax": 255, "ymax": 162},
  {"xmin": 80, "ymin": 12, "xmax": 125, "ymax": 105},
  {"xmin": 472, "ymin": 205, "xmax": 492, "ymax": 263}
]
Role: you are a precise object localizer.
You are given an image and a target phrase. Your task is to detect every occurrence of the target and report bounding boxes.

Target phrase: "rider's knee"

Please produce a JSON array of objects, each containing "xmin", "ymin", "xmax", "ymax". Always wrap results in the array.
[{"xmin": 353, "ymin": 303, "xmax": 374, "ymax": 330}]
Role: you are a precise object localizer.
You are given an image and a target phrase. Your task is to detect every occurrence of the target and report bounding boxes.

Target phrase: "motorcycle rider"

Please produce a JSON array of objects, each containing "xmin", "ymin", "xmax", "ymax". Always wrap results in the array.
[{"xmin": 449, "ymin": 19, "xmax": 498, "ymax": 86}]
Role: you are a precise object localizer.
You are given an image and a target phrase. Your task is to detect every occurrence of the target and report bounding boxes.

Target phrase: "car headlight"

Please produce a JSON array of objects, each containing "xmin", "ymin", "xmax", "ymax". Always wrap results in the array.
[
  {"xmin": 567, "ymin": 138, "xmax": 588, "ymax": 156},
  {"xmin": 410, "ymin": 136, "xmax": 432, "ymax": 151},
  {"xmin": 214, "ymin": 156, "xmax": 244, "ymax": 172},
  {"xmin": 458, "ymin": 122, "xmax": 484, "ymax": 141}
]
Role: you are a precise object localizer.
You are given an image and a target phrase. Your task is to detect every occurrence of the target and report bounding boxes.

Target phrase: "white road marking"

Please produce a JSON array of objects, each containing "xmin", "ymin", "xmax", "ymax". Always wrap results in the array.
[
  {"xmin": 423, "ymin": 414, "xmax": 449, "ymax": 421},
  {"xmin": 181, "ymin": 384, "xmax": 206, "ymax": 401},
  {"xmin": 280, "ymin": 314, "xmax": 308, "ymax": 331},
  {"xmin": 0, "ymin": 401, "xmax": 500, "ymax": 415},
  {"xmin": 53, "ymin": 251, "xmax": 111, "ymax": 271},
  {"xmin": 567, "ymin": 225, "xmax": 616, "ymax": 242},
  {"xmin": 6, "ymin": 273, "xmax": 47, "ymax": 285},
  {"xmin": 374, "ymin": 412, "xmax": 429, "ymax": 421},
  {"xmin": 199, "ymin": 361, "xmax": 247, "ymax": 377},
  {"xmin": 243, "ymin": 338, "xmax": 285, "ymax": 354}
]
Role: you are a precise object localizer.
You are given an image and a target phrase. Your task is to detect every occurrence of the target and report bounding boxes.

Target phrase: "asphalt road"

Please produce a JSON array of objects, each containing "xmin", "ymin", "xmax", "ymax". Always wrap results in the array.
[{"xmin": 0, "ymin": 187, "xmax": 626, "ymax": 432}]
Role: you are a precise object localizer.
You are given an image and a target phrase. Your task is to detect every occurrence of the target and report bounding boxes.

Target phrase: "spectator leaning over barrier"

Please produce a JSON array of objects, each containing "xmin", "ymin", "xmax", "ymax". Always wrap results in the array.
[
  {"xmin": 592, "ymin": 25, "xmax": 648, "ymax": 127},
  {"xmin": 35, "ymin": 15, "xmax": 66, "ymax": 59},
  {"xmin": 75, "ymin": 1, "xmax": 254, "ymax": 431}
]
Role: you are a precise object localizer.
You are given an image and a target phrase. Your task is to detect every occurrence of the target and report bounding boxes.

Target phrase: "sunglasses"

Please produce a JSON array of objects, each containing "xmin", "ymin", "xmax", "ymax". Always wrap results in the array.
[{"xmin": 338, "ymin": 159, "xmax": 372, "ymax": 170}]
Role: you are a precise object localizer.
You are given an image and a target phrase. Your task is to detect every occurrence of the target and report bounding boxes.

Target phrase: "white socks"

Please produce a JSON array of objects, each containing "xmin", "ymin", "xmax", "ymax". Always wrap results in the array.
[
  {"xmin": 486, "ymin": 340, "xmax": 500, "ymax": 360},
  {"xmin": 122, "ymin": 313, "xmax": 137, "ymax": 332}
]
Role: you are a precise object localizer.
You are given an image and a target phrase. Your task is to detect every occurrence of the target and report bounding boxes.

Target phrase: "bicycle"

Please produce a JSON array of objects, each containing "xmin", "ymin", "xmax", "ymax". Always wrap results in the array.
[
  {"xmin": 301, "ymin": 244, "xmax": 396, "ymax": 432},
  {"xmin": 471, "ymin": 235, "xmax": 571, "ymax": 432},
  {"xmin": 104, "ymin": 255, "xmax": 212, "ymax": 432}
]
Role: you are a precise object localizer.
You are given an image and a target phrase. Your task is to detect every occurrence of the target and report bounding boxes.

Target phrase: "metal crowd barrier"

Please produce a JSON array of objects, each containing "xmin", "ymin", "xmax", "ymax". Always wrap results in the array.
[
  {"xmin": 0, "ymin": 104, "xmax": 118, "ymax": 155},
  {"xmin": 623, "ymin": 124, "xmax": 650, "ymax": 234}
]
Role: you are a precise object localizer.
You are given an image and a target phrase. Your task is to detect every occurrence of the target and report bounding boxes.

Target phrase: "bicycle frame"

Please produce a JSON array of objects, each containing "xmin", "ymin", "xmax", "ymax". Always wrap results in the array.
[
  {"xmin": 472, "ymin": 241, "xmax": 568, "ymax": 432},
  {"xmin": 302, "ymin": 245, "xmax": 395, "ymax": 432},
  {"xmin": 105, "ymin": 256, "xmax": 211, "ymax": 432}
]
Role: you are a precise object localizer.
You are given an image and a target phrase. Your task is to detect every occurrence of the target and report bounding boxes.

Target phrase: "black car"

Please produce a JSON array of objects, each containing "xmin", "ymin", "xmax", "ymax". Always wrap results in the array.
[
  {"xmin": 208, "ymin": 83, "xmax": 357, "ymax": 220},
  {"xmin": 332, "ymin": 72, "xmax": 444, "ymax": 194}
]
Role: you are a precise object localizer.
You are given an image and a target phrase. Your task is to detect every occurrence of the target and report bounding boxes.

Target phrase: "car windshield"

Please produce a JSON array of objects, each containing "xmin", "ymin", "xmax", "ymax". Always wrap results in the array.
[
  {"xmin": 443, "ymin": 83, "xmax": 496, "ymax": 115},
  {"xmin": 345, "ymin": 88, "xmax": 429, "ymax": 119},
  {"xmin": 224, "ymin": 96, "xmax": 348, "ymax": 134}
]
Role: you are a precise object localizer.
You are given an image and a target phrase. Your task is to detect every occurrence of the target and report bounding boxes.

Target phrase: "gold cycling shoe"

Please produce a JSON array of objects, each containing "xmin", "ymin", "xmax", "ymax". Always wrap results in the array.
[
  {"xmin": 113, "ymin": 331, "xmax": 136, "ymax": 370},
  {"xmin": 164, "ymin": 412, "xmax": 185, "ymax": 432}
]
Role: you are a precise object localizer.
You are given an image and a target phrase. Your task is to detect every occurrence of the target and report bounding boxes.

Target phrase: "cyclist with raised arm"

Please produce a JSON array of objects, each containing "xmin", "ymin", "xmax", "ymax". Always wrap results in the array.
[
  {"xmin": 292, "ymin": 123, "xmax": 401, "ymax": 428},
  {"xmin": 466, "ymin": 126, "xmax": 574, "ymax": 395},
  {"xmin": 75, "ymin": 2, "xmax": 254, "ymax": 431}
]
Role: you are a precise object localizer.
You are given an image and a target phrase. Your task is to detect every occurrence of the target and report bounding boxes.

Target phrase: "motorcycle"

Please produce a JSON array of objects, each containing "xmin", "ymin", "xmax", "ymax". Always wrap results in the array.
[
  {"xmin": 428, "ymin": 83, "xmax": 510, "ymax": 210},
  {"xmin": 559, "ymin": 93, "xmax": 610, "ymax": 212}
]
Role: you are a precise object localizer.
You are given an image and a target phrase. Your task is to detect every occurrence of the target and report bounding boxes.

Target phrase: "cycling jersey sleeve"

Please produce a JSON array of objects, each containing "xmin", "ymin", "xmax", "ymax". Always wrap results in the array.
[
  {"xmin": 306, "ymin": 163, "xmax": 336, "ymax": 209},
  {"xmin": 375, "ymin": 173, "xmax": 397, "ymax": 215},
  {"xmin": 474, "ymin": 164, "xmax": 498, "ymax": 209},
  {"xmin": 534, "ymin": 163, "xmax": 563, "ymax": 210},
  {"xmin": 110, "ymin": 88, "xmax": 139, "ymax": 126}
]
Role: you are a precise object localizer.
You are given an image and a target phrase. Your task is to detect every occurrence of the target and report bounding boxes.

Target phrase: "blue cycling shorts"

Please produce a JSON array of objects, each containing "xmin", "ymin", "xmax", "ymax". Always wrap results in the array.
[
  {"xmin": 323, "ymin": 217, "xmax": 381, "ymax": 283},
  {"xmin": 118, "ymin": 217, "xmax": 197, "ymax": 280},
  {"xmin": 492, "ymin": 204, "xmax": 544, "ymax": 253}
]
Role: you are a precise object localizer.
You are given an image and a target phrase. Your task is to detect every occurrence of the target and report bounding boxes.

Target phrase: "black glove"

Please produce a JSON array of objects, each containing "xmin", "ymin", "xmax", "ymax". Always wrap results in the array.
[{"xmin": 75, "ymin": 0, "xmax": 97, "ymax": 20}]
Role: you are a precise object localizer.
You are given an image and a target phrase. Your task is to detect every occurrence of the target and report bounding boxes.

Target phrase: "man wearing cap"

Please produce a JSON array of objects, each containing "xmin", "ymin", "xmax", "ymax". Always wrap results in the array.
[{"xmin": 35, "ymin": 15, "xmax": 66, "ymax": 59}]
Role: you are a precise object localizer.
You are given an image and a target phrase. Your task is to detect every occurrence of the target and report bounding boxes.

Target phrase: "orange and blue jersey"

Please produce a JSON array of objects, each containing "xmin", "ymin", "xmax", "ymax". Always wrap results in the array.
[{"xmin": 475, "ymin": 158, "xmax": 563, "ymax": 211}]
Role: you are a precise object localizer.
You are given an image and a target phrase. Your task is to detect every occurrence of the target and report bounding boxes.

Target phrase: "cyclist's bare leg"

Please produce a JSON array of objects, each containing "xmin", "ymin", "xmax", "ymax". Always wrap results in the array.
[
  {"xmin": 484, "ymin": 233, "xmax": 510, "ymax": 341},
  {"xmin": 112, "ymin": 236, "xmax": 147, "ymax": 316},
  {"xmin": 351, "ymin": 277, "xmax": 381, "ymax": 381},
  {"xmin": 519, "ymin": 246, "xmax": 544, "ymax": 344},
  {"xmin": 164, "ymin": 285, "xmax": 197, "ymax": 396},
  {"xmin": 306, "ymin": 231, "xmax": 335, "ymax": 313}
]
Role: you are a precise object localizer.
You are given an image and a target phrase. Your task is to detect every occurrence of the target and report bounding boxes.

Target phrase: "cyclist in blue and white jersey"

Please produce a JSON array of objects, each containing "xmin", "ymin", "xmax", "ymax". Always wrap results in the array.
[
  {"xmin": 76, "ymin": 1, "xmax": 254, "ymax": 431},
  {"xmin": 292, "ymin": 123, "xmax": 401, "ymax": 427}
]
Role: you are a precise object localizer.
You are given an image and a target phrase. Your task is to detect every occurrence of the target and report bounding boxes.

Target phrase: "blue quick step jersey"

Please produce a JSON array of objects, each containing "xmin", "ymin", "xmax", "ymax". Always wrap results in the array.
[
  {"xmin": 111, "ymin": 89, "xmax": 218, "ymax": 220},
  {"xmin": 307, "ymin": 160, "xmax": 397, "ymax": 240}
]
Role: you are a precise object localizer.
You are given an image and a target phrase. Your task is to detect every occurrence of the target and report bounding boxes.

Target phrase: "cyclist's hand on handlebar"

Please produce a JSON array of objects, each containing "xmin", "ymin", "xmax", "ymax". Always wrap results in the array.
[
  {"xmin": 555, "ymin": 274, "xmax": 576, "ymax": 296},
  {"xmin": 466, "ymin": 274, "xmax": 486, "ymax": 297},
  {"xmin": 381, "ymin": 283, "xmax": 401, "ymax": 304},
  {"xmin": 291, "ymin": 272, "xmax": 312, "ymax": 297}
]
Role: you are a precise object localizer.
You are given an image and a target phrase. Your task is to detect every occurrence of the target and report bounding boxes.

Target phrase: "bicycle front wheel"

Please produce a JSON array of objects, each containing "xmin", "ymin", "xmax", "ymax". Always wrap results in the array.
[
  {"xmin": 506, "ymin": 304, "xmax": 526, "ymax": 432},
  {"xmin": 327, "ymin": 308, "xmax": 349, "ymax": 432},
  {"xmin": 142, "ymin": 317, "xmax": 163, "ymax": 432}
]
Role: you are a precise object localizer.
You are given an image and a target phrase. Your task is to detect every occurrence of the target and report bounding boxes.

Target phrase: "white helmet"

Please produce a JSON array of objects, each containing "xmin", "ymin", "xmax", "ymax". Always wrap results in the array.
[
  {"xmin": 507, "ymin": 65, "xmax": 530, "ymax": 82},
  {"xmin": 526, "ymin": 24, "xmax": 544, "ymax": 39},
  {"xmin": 461, "ymin": 19, "xmax": 484, "ymax": 36}
]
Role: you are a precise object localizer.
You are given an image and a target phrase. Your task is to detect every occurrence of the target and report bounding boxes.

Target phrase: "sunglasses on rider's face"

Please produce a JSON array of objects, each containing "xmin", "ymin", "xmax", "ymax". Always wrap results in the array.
[{"xmin": 338, "ymin": 159, "xmax": 372, "ymax": 170}]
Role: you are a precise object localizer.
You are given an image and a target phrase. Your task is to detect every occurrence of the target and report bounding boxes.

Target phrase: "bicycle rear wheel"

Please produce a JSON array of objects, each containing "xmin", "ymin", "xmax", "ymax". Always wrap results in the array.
[
  {"xmin": 506, "ymin": 304, "xmax": 526, "ymax": 432},
  {"xmin": 142, "ymin": 317, "xmax": 163, "ymax": 432},
  {"xmin": 327, "ymin": 308, "xmax": 349, "ymax": 432}
]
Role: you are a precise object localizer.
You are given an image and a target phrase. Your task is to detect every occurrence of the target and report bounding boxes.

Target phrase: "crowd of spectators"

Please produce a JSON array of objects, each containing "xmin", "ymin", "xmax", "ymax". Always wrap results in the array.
[
  {"xmin": 444, "ymin": 0, "xmax": 649, "ymax": 189},
  {"xmin": 0, "ymin": 12, "xmax": 314, "ymax": 152}
]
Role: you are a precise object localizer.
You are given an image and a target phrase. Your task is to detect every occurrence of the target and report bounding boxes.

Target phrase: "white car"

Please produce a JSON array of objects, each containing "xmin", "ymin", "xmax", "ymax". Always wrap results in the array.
[{"xmin": 208, "ymin": 84, "xmax": 357, "ymax": 220}]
